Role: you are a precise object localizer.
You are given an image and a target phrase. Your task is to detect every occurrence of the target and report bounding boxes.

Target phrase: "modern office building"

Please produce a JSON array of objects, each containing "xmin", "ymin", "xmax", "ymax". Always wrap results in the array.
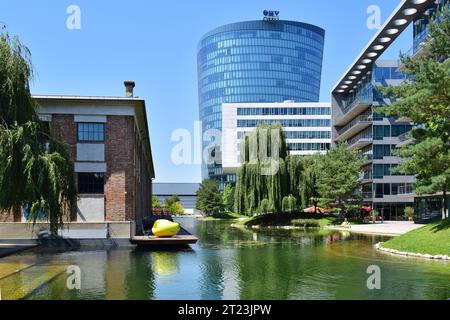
[
  {"xmin": 222, "ymin": 101, "xmax": 331, "ymax": 173},
  {"xmin": 153, "ymin": 183, "xmax": 201, "ymax": 214},
  {"xmin": 0, "ymin": 81, "xmax": 155, "ymax": 240},
  {"xmin": 197, "ymin": 14, "xmax": 325, "ymax": 185},
  {"xmin": 331, "ymin": 0, "xmax": 443, "ymax": 220}
]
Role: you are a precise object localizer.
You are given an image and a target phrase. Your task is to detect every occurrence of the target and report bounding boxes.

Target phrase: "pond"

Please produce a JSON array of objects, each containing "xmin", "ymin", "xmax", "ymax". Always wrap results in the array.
[{"xmin": 0, "ymin": 218, "xmax": 449, "ymax": 300}]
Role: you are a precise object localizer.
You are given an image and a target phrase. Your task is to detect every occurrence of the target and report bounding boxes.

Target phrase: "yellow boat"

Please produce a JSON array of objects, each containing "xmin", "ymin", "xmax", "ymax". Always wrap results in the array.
[{"xmin": 151, "ymin": 219, "xmax": 180, "ymax": 237}]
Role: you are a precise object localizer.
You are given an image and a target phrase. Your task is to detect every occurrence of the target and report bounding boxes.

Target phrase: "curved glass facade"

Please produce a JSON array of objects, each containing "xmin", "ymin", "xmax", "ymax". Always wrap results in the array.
[{"xmin": 198, "ymin": 20, "xmax": 325, "ymax": 182}]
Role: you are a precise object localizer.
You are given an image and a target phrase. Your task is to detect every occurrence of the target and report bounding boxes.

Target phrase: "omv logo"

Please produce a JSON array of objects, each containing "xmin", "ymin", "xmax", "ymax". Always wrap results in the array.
[{"xmin": 263, "ymin": 10, "xmax": 280, "ymax": 21}]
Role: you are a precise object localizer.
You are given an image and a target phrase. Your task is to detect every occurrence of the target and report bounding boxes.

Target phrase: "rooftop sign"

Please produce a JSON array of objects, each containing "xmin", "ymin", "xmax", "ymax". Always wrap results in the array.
[{"xmin": 263, "ymin": 10, "xmax": 280, "ymax": 21}]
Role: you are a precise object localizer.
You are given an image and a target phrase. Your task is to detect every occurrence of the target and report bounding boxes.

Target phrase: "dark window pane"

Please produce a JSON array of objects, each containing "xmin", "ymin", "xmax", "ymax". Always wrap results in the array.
[{"xmin": 78, "ymin": 173, "xmax": 104, "ymax": 194}]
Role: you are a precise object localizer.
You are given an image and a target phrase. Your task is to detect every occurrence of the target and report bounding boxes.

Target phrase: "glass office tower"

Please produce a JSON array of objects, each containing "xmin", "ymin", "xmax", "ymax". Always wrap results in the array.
[{"xmin": 197, "ymin": 19, "xmax": 325, "ymax": 184}]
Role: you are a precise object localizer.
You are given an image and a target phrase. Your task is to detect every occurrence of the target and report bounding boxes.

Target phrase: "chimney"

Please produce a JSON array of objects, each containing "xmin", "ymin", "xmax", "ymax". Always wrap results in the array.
[{"xmin": 124, "ymin": 81, "xmax": 135, "ymax": 97}]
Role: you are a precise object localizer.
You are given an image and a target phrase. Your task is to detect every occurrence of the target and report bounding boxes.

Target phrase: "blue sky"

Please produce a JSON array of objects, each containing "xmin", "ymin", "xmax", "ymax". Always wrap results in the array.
[{"xmin": 1, "ymin": 0, "xmax": 413, "ymax": 183}]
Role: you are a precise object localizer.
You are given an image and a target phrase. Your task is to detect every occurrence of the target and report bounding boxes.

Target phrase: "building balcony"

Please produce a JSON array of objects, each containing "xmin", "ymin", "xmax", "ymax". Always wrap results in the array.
[
  {"xmin": 334, "ymin": 83, "xmax": 374, "ymax": 127},
  {"xmin": 361, "ymin": 153, "xmax": 373, "ymax": 166},
  {"xmin": 348, "ymin": 135, "xmax": 372, "ymax": 150},
  {"xmin": 398, "ymin": 23, "xmax": 432, "ymax": 71},
  {"xmin": 335, "ymin": 115, "xmax": 372, "ymax": 142},
  {"xmin": 396, "ymin": 133, "xmax": 415, "ymax": 148},
  {"xmin": 335, "ymin": 99, "xmax": 372, "ymax": 127}
]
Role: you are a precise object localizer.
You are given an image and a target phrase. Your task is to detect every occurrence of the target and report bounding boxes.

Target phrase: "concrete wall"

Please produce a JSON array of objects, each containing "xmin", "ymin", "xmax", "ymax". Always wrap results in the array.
[
  {"xmin": 77, "ymin": 143, "xmax": 105, "ymax": 162},
  {"xmin": 0, "ymin": 222, "xmax": 133, "ymax": 240},
  {"xmin": 77, "ymin": 195, "xmax": 105, "ymax": 222}
]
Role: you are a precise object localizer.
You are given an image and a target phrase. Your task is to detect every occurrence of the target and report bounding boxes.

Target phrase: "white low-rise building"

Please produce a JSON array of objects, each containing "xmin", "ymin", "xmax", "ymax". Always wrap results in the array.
[{"xmin": 221, "ymin": 101, "xmax": 331, "ymax": 173}]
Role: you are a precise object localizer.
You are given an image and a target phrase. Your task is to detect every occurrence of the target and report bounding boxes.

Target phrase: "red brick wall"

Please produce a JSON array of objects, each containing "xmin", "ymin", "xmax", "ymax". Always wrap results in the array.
[
  {"xmin": 51, "ymin": 114, "xmax": 77, "ymax": 221},
  {"xmin": 0, "ymin": 212, "xmax": 17, "ymax": 222},
  {"xmin": 51, "ymin": 114, "xmax": 77, "ymax": 159},
  {"xmin": 104, "ymin": 116, "xmax": 135, "ymax": 222},
  {"xmin": 49, "ymin": 113, "xmax": 152, "ymax": 225}
]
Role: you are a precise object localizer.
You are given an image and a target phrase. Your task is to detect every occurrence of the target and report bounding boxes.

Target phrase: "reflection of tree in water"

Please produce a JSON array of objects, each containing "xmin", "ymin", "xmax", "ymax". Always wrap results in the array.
[
  {"xmin": 235, "ymin": 230, "xmax": 360, "ymax": 300},
  {"xmin": 198, "ymin": 251, "xmax": 225, "ymax": 300},
  {"xmin": 123, "ymin": 250, "xmax": 156, "ymax": 300},
  {"xmin": 150, "ymin": 251, "xmax": 180, "ymax": 277},
  {"xmin": 236, "ymin": 244, "xmax": 303, "ymax": 299}
]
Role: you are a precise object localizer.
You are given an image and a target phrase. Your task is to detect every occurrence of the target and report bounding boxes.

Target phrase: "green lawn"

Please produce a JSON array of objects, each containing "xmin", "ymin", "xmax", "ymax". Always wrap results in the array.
[
  {"xmin": 200, "ymin": 212, "xmax": 247, "ymax": 220},
  {"xmin": 380, "ymin": 218, "xmax": 450, "ymax": 256},
  {"xmin": 234, "ymin": 212, "xmax": 341, "ymax": 228}
]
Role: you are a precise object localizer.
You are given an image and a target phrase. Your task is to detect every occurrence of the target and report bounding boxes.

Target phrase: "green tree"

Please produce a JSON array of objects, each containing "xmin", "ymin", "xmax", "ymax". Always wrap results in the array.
[
  {"xmin": 196, "ymin": 179, "xmax": 224, "ymax": 216},
  {"xmin": 163, "ymin": 195, "xmax": 180, "ymax": 208},
  {"xmin": 152, "ymin": 195, "xmax": 161, "ymax": 209},
  {"xmin": 222, "ymin": 184, "xmax": 235, "ymax": 212},
  {"xmin": 0, "ymin": 34, "xmax": 76, "ymax": 234},
  {"xmin": 169, "ymin": 201, "xmax": 185, "ymax": 215},
  {"xmin": 258, "ymin": 199, "xmax": 270, "ymax": 215},
  {"xmin": 234, "ymin": 124, "xmax": 289, "ymax": 216},
  {"xmin": 377, "ymin": 7, "xmax": 450, "ymax": 219},
  {"xmin": 281, "ymin": 195, "xmax": 297, "ymax": 213},
  {"xmin": 317, "ymin": 143, "xmax": 364, "ymax": 210},
  {"xmin": 299, "ymin": 154, "xmax": 322, "ymax": 211}
]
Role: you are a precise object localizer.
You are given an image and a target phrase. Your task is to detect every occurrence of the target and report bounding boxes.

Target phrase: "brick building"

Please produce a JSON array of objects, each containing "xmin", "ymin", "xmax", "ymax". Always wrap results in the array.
[{"xmin": 0, "ymin": 81, "xmax": 155, "ymax": 240}]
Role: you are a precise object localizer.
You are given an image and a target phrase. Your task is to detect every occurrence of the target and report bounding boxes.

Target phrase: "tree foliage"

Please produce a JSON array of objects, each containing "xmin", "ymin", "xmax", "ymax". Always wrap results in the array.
[
  {"xmin": 234, "ymin": 124, "xmax": 363, "ymax": 216},
  {"xmin": 377, "ymin": 7, "xmax": 450, "ymax": 218},
  {"xmin": 234, "ymin": 124, "xmax": 289, "ymax": 216},
  {"xmin": 316, "ymin": 143, "xmax": 364, "ymax": 208},
  {"xmin": 196, "ymin": 179, "xmax": 224, "ymax": 216},
  {"xmin": 222, "ymin": 184, "xmax": 235, "ymax": 212},
  {"xmin": 281, "ymin": 195, "xmax": 297, "ymax": 213},
  {"xmin": 152, "ymin": 195, "xmax": 161, "ymax": 209},
  {"xmin": 0, "ymin": 33, "xmax": 77, "ymax": 234},
  {"xmin": 169, "ymin": 201, "xmax": 185, "ymax": 215}
]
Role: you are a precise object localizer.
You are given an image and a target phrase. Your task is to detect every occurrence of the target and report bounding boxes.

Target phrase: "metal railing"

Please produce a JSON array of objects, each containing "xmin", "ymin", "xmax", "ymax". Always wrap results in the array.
[
  {"xmin": 342, "ymin": 83, "xmax": 374, "ymax": 113},
  {"xmin": 347, "ymin": 130, "xmax": 373, "ymax": 147},
  {"xmin": 337, "ymin": 114, "xmax": 372, "ymax": 136}
]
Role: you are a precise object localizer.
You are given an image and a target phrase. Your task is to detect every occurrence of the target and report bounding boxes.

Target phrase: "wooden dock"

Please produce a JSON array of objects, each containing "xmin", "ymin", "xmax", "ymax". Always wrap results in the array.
[
  {"xmin": 131, "ymin": 234, "xmax": 198, "ymax": 246},
  {"xmin": 131, "ymin": 226, "xmax": 198, "ymax": 247}
]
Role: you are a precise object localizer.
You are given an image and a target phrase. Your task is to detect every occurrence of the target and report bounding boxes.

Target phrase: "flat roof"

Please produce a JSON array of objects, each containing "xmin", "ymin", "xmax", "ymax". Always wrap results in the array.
[
  {"xmin": 222, "ymin": 101, "xmax": 331, "ymax": 107},
  {"xmin": 33, "ymin": 94, "xmax": 155, "ymax": 179},
  {"xmin": 331, "ymin": 0, "xmax": 435, "ymax": 95},
  {"xmin": 200, "ymin": 19, "xmax": 325, "ymax": 40},
  {"xmin": 153, "ymin": 183, "xmax": 200, "ymax": 196}
]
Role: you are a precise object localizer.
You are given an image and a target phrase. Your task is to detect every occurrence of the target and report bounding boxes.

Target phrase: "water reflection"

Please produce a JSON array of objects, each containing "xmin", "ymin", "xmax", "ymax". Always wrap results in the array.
[{"xmin": 1, "ymin": 218, "xmax": 447, "ymax": 300}]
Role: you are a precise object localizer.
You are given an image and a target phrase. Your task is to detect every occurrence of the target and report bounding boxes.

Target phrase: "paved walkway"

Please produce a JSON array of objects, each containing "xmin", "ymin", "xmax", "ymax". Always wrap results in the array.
[{"xmin": 326, "ymin": 221, "xmax": 424, "ymax": 236}]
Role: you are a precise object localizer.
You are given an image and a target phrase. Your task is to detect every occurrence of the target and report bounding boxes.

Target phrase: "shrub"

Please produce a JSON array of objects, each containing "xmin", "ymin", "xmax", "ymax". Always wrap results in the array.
[
  {"xmin": 170, "ymin": 201, "xmax": 185, "ymax": 215},
  {"xmin": 282, "ymin": 195, "xmax": 297, "ymax": 213},
  {"xmin": 404, "ymin": 206, "xmax": 415, "ymax": 220},
  {"xmin": 292, "ymin": 219, "xmax": 321, "ymax": 228},
  {"xmin": 258, "ymin": 199, "xmax": 270, "ymax": 215}
]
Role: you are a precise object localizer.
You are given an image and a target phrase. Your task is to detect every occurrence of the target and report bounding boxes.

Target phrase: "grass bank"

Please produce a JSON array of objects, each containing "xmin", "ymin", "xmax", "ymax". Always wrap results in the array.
[
  {"xmin": 380, "ymin": 218, "xmax": 450, "ymax": 256},
  {"xmin": 233, "ymin": 212, "xmax": 343, "ymax": 228},
  {"xmin": 199, "ymin": 212, "xmax": 247, "ymax": 221}
]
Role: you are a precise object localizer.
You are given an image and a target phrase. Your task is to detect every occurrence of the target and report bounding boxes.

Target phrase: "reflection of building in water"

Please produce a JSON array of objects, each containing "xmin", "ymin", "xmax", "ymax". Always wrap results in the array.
[{"xmin": 105, "ymin": 250, "xmax": 132, "ymax": 300}]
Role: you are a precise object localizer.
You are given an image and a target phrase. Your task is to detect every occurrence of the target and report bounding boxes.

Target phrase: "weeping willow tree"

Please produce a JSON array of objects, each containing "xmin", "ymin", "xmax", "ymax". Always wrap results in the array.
[
  {"xmin": 234, "ymin": 124, "xmax": 291, "ymax": 216},
  {"xmin": 0, "ymin": 33, "xmax": 77, "ymax": 234},
  {"xmin": 299, "ymin": 154, "xmax": 322, "ymax": 210},
  {"xmin": 234, "ymin": 123, "xmax": 335, "ymax": 216},
  {"xmin": 281, "ymin": 195, "xmax": 297, "ymax": 213}
]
